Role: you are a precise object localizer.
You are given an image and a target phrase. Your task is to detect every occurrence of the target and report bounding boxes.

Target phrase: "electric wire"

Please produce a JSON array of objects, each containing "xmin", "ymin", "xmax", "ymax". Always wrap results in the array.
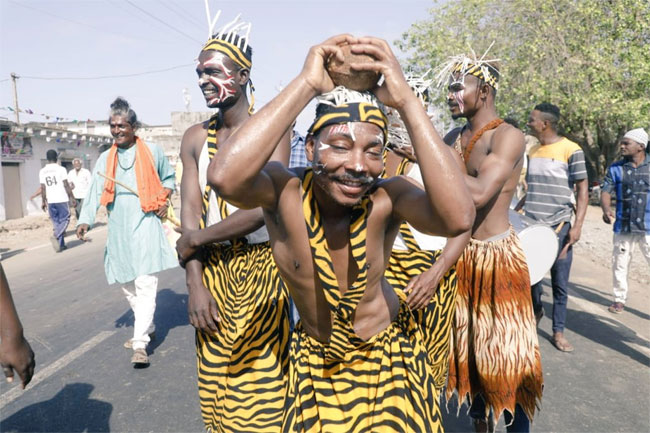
[
  {"xmin": 18, "ymin": 64, "xmax": 194, "ymax": 81},
  {"xmin": 159, "ymin": 0, "xmax": 203, "ymax": 28},
  {"xmin": 123, "ymin": 0, "xmax": 201, "ymax": 44}
]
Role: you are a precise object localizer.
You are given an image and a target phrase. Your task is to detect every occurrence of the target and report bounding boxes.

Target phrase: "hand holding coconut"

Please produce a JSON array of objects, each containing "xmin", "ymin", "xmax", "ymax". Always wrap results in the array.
[
  {"xmin": 299, "ymin": 34, "xmax": 359, "ymax": 96},
  {"xmin": 348, "ymin": 37, "xmax": 414, "ymax": 109}
]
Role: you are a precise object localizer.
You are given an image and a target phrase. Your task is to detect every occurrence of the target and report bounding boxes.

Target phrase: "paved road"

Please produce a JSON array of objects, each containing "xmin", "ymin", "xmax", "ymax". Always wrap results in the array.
[{"xmin": 1, "ymin": 228, "xmax": 648, "ymax": 432}]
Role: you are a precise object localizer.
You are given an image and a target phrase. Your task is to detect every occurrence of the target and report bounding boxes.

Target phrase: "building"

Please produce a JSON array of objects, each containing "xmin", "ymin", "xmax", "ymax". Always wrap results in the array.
[
  {"xmin": 0, "ymin": 111, "xmax": 213, "ymax": 221},
  {"xmin": 0, "ymin": 119, "xmax": 111, "ymax": 220}
]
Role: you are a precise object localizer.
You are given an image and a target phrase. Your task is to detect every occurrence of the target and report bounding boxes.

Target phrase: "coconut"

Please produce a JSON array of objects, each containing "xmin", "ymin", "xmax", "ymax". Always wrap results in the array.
[{"xmin": 326, "ymin": 44, "xmax": 380, "ymax": 92}]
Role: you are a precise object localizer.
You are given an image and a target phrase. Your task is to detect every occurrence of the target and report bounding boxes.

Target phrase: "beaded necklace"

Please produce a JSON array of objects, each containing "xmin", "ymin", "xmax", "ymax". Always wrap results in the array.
[{"xmin": 462, "ymin": 118, "xmax": 504, "ymax": 162}]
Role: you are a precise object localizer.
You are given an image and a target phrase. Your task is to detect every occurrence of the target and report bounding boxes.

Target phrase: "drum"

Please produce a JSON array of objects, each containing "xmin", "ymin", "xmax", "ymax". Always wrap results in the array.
[{"xmin": 509, "ymin": 210, "xmax": 558, "ymax": 285}]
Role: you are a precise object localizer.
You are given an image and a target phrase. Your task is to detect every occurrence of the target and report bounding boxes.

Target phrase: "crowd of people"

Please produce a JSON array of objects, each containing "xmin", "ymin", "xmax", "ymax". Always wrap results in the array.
[{"xmin": 2, "ymin": 10, "xmax": 648, "ymax": 433}]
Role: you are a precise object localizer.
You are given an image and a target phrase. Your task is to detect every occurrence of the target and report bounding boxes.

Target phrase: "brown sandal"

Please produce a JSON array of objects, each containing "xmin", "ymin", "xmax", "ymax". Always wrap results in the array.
[
  {"xmin": 131, "ymin": 348, "xmax": 149, "ymax": 365},
  {"xmin": 551, "ymin": 335, "xmax": 574, "ymax": 352}
]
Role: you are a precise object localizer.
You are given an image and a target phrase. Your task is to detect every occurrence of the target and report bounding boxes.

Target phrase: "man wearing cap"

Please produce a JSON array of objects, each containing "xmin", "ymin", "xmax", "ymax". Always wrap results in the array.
[
  {"xmin": 39, "ymin": 149, "xmax": 76, "ymax": 252},
  {"xmin": 601, "ymin": 128, "xmax": 650, "ymax": 314}
]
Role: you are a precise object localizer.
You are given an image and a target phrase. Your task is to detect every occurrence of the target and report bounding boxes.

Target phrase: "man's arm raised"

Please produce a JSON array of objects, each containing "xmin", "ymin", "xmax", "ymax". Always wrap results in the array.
[
  {"xmin": 351, "ymin": 37, "xmax": 474, "ymax": 236},
  {"xmin": 208, "ymin": 34, "xmax": 356, "ymax": 211}
]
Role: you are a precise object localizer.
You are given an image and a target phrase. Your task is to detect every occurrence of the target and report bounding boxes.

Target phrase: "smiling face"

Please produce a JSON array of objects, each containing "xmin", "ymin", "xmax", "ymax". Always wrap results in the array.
[
  {"xmin": 196, "ymin": 50, "xmax": 244, "ymax": 108},
  {"xmin": 306, "ymin": 122, "xmax": 384, "ymax": 208},
  {"xmin": 109, "ymin": 115, "xmax": 136, "ymax": 148}
]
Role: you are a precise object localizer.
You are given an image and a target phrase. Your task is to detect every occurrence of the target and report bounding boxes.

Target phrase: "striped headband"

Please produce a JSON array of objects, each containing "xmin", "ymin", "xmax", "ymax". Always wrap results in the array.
[
  {"xmin": 451, "ymin": 61, "xmax": 499, "ymax": 89},
  {"xmin": 201, "ymin": 38, "xmax": 252, "ymax": 69},
  {"xmin": 434, "ymin": 43, "xmax": 501, "ymax": 91},
  {"xmin": 308, "ymin": 87, "xmax": 388, "ymax": 143}
]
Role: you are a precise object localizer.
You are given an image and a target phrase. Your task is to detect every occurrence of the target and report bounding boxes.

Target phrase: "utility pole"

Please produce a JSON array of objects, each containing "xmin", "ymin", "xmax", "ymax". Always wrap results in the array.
[{"xmin": 11, "ymin": 72, "xmax": 20, "ymax": 125}]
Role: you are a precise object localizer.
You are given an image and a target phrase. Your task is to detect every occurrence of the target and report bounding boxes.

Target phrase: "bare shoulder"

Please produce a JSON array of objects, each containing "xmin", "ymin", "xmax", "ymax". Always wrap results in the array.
[
  {"xmin": 180, "ymin": 121, "xmax": 210, "ymax": 156},
  {"xmin": 264, "ymin": 162, "xmax": 302, "ymax": 192},
  {"xmin": 493, "ymin": 122, "xmax": 525, "ymax": 150},
  {"xmin": 372, "ymin": 177, "xmax": 418, "ymax": 210}
]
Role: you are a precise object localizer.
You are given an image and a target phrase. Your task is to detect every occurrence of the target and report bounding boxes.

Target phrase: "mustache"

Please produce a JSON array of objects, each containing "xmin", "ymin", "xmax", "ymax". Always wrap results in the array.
[{"xmin": 330, "ymin": 172, "xmax": 376, "ymax": 185}]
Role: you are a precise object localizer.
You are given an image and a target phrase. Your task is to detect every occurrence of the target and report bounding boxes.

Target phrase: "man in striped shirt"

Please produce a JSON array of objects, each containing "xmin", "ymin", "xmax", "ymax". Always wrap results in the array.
[{"xmin": 524, "ymin": 102, "xmax": 588, "ymax": 353}]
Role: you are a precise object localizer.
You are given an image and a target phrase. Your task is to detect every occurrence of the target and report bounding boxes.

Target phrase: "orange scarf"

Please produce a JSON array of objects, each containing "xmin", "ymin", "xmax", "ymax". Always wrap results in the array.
[{"xmin": 100, "ymin": 137, "xmax": 167, "ymax": 212}]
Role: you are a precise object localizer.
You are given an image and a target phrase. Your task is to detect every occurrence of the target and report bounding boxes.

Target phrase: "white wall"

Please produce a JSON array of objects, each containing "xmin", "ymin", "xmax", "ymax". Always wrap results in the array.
[{"xmin": 0, "ymin": 163, "xmax": 5, "ymax": 221}]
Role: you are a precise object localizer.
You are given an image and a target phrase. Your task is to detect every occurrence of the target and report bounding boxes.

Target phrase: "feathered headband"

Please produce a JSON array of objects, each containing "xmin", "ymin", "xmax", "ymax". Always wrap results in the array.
[
  {"xmin": 387, "ymin": 71, "xmax": 433, "ymax": 150},
  {"xmin": 201, "ymin": 1, "xmax": 255, "ymax": 112},
  {"xmin": 435, "ymin": 43, "xmax": 501, "ymax": 90},
  {"xmin": 307, "ymin": 86, "xmax": 388, "ymax": 144}
]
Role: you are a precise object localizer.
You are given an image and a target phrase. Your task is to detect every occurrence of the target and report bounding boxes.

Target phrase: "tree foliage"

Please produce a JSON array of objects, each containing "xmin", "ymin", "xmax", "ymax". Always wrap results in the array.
[{"xmin": 399, "ymin": 0, "xmax": 650, "ymax": 179}]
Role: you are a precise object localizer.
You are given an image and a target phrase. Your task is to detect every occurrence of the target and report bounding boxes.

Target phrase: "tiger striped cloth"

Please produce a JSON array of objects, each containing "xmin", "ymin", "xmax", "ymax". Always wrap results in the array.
[
  {"xmin": 282, "ymin": 169, "xmax": 443, "ymax": 433},
  {"xmin": 196, "ymin": 115, "xmax": 291, "ymax": 432},
  {"xmin": 385, "ymin": 247, "xmax": 457, "ymax": 391},
  {"xmin": 445, "ymin": 229, "xmax": 543, "ymax": 423},
  {"xmin": 382, "ymin": 155, "xmax": 458, "ymax": 391}
]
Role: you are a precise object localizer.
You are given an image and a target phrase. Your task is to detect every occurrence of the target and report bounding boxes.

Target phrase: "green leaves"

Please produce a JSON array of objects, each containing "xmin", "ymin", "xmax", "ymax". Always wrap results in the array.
[{"xmin": 401, "ymin": 0, "xmax": 650, "ymax": 178}]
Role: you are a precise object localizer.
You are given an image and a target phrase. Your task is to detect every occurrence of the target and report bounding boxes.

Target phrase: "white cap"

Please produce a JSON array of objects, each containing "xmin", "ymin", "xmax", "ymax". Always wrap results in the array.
[{"xmin": 623, "ymin": 128, "xmax": 648, "ymax": 148}]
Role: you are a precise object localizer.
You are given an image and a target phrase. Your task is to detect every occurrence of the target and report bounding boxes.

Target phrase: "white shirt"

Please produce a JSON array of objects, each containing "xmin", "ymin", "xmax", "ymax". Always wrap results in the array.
[
  {"xmin": 392, "ymin": 163, "xmax": 448, "ymax": 251},
  {"xmin": 198, "ymin": 140, "xmax": 269, "ymax": 244},
  {"xmin": 39, "ymin": 163, "xmax": 69, "ymax": 204},
  {"xmin": 68, "ymin": 167, "xmax": 92, "ymax": 199}
]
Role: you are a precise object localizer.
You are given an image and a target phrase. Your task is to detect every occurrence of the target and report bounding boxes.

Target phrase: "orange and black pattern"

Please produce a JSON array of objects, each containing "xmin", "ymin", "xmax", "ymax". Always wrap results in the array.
[
  {"xmin": 445, "ymin": 229, "xmax": 543, "ymax": 423},
  {"xmin": 282, "ymin": 168, "xmax": 442, "ymax": 432},
  {"xmin": 196, "ymin": 115, "xmax": 290, "ymax": 432}
]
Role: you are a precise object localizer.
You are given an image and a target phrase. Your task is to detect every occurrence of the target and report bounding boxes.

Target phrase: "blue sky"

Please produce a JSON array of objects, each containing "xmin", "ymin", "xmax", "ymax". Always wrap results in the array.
[{"xmin": 0, "ymin": 0, "xmax": 434, "ymax": 133}]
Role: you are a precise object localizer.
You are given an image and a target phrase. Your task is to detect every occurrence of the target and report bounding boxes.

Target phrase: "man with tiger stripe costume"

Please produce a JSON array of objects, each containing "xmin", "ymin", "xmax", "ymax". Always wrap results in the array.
[
  {"xmin": 207, "ymin": 34, "xmax": 475, "ymax": 432},
  {"xmin": 382, "ymin": 73, "xmax": 471, "ymax": 392},
  {"xmin": 176, "ymin": 13, "xmax": 291, "ymax": 432},
  {"xmin": 438, "ymin": 52, "xmax": 544, "ymax": 432}
]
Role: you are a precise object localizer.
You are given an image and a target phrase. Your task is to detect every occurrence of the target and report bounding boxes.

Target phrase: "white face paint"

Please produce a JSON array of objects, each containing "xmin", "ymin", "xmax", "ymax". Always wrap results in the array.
[
  {"xmin": 197, "ymin": 52, "xmax": 237, "ymax": 105},
  {"xmin": 317, "ymin": 140, "xmax": 331, "ymax": 151},
  {"xmin": 347, "ymin": 122, "xmax": 356, "ymax": 142},
  {"xmin": 449, "ymin": 76, "xmax": 466, "ymax": 114}
]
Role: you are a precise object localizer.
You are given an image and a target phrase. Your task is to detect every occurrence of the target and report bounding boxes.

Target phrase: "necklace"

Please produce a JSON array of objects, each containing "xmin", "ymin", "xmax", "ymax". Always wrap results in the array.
[
  {"xmin": 117, "ymin": 151, "xmax": 136, "ymax": 171},
  {"xmin": 462, "ymin": 118, "xmax": 504, "ymax": 162}
]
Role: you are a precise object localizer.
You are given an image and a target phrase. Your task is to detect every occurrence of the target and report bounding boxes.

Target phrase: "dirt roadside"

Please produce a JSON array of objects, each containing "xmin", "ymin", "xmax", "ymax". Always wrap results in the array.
[{"xmin": 1, "ymin": 203, "xmax": 648, "ymax": 285}]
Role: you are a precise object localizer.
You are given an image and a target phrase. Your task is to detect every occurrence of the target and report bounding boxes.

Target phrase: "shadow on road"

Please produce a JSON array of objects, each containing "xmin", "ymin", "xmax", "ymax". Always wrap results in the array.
[
  {"xmin": 570, "ymin": 282, "xmax": 650, "ymax": 321},
  {"xmin": 0, "ymin": 248, "xmax": 25, "ymax": 260},
  {"xmin": 114, "ymin": 288, "xmax": 189, "ymax": 354},
  {"xmin": 0, "ymin": 383, "xmax": 112, "ymax": 432},
  {"xmin": 537, "ymin": 294, "xmax": 649, "ymax": 367}
]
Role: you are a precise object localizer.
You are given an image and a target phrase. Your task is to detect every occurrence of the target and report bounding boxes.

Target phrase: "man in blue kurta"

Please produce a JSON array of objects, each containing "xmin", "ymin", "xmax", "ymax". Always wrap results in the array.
[{"xmin": 77, "ymin": 98, "xmax": 177, "ymax": 366}]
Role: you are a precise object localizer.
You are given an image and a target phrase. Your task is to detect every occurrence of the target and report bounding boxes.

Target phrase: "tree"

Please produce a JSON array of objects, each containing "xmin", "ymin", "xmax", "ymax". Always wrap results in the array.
[{"xmin": 399, "ymin": 0, "xmax": 650, "ymax": 180}]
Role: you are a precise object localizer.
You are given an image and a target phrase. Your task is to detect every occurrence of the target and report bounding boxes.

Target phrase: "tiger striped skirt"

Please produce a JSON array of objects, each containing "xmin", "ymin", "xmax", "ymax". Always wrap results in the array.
[
  {"xmin": 384, "ymin": 248, "xmax": 458, "ymax": 391},
  {"xmin": 445, "ymin": 228, "xmax": 543, "ymax": 423},
  {"xmin": 282, "ymin": 300, "xmax": 443, "ymax": 433},
  {"xmin": 197, "ymin": 241, "xmax": 291, "ymax": 432}
]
